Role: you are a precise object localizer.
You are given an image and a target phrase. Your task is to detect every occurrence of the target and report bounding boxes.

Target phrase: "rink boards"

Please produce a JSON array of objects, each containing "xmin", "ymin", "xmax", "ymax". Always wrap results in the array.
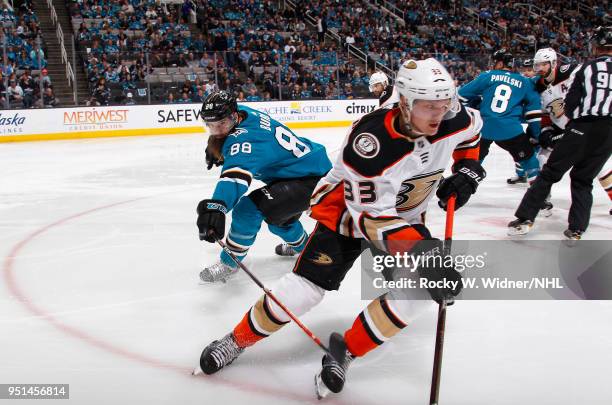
[{"xmin": 0, "ymin": 99, "xmax": 378, "ymax": 142}]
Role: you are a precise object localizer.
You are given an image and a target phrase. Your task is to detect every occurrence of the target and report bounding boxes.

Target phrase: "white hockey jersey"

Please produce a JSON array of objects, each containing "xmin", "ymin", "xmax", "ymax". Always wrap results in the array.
[
  {"xmin": 309, "ymin": 105, "xmax": 482, "ymax": 253},
  {"xmin": 378, "ymin": 84, "xmax": 400, "ymax": 109},
  {"xmin": 536, "ymin": 63, "xmax": 581, "ymax": 130}
]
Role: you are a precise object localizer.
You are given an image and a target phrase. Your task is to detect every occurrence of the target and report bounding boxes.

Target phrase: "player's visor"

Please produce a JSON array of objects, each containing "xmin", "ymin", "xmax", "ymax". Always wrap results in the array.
[
  {"xmin": 410, "ymin": 99, "xmax": 452, "ymax": 119},
  {"xmin": 204, "ymin": 116, "xmax": 234, "ymax": 137}
]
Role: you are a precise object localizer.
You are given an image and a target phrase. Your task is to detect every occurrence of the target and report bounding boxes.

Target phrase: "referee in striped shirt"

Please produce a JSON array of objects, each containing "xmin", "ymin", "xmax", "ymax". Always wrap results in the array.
[{"xmin": 509, "ymin": 26, "xmax": 612, "ymax": 240}]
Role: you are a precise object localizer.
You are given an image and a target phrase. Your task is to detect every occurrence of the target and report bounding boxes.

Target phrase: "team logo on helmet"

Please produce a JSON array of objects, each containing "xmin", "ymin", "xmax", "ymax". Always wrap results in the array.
[
  {"xmin": 353, "ymin": 133, "xmax": 379, "ymax": 158},
  {"xmin": 403, "ymin": 60, "xmax": 418, "ymax": 69}
]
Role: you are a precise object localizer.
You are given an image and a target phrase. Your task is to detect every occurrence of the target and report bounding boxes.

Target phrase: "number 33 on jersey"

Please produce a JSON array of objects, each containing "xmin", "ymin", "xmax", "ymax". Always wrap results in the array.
[{"xmin": 309, "ymin": 105, "xmax": 482, "ymax": 241}]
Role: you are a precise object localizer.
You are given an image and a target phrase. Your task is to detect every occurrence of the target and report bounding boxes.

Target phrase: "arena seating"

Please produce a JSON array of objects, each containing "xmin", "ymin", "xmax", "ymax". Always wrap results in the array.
[
  {"xmin": 8, "ymin": 0, "xmax": 605, "ymax": 107},
  {"xmin": 1, "ymin": 0, "xmax": 52, "ymax": 109}
]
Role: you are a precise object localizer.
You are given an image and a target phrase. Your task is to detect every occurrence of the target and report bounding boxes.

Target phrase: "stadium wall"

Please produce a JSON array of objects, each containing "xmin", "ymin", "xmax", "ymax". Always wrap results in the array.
[{"xmin": 0, "ymin": 99, "xmax": 379, "ymax": 143}]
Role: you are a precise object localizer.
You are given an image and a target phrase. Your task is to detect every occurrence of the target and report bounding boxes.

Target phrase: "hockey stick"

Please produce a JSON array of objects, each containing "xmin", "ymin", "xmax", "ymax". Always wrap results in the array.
[
  {"xmin": 214, "ymin": 237, "xmax": 334, "ymax": 358},
  {"xmin": 429, "ymin": 194, "xmax": 456, "ymax": 405}
]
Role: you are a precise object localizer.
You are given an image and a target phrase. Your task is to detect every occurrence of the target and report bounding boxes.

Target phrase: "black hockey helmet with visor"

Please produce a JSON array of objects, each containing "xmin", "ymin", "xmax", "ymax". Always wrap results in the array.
[{"xmin": 201, "ymin": 91, "xmax": 238, "ymax": 123}]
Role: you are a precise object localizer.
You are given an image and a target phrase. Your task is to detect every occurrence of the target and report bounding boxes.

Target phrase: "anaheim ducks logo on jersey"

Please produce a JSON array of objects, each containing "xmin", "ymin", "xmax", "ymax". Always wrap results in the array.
[
  {"xmin": 547, "ymin": 97, "xmax": 565, "ymax": 118},
  {"xmin": 310, "ymin": 105, "xmax": 482, "ymax": 242},
  {"xmin": 309, "ymin": 251, "xmax": 334, "ymax": 265},
  {"xmin": 396, "ymin": 169, "xmax": 444, "ymax": 212}
]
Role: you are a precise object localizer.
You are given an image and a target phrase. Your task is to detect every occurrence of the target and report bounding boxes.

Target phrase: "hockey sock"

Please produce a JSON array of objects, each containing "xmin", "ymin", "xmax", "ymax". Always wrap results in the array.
[
  {"xmin": 220, "ymin": 235, "xmax": 250, "ymax": 267},
  {"xmin": 519, "ymin": 155, "xmax": 540, "ymax": 183},
  {"xmin": 599, "ymin": 170, "xmax": 612, "ymax": 201},
  {"xmin": 233, "ymin": 295, "xmax": 289, "ymax": 348},
  {"xmin": 268, "ymin": 223, "xmax": 308, "ymax": 252},
  {"xmin": 515, "ymin": 161, "xmax": 525, "ymax": 177},
  {"xmin": 344, "ymin": 295, "xmax": 407, "ymax": 357},
  {"xmin": 287, "ymin": 231, "xmax": 308, "ymax": 253}
]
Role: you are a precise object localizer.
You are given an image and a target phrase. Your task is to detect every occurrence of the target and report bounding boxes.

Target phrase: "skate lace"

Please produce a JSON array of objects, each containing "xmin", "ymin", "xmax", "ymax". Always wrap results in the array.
[
  {"xmin": 211, "ymin": 335, "xmax": 242, "ymax": 368},
  {"xmin": 325, "ymin": 352, "xmax": 354, "ymax": 378}
]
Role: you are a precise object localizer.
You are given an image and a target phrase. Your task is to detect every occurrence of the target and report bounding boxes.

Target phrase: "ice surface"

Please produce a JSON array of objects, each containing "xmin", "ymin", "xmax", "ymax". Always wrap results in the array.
[{"xmin": 1, "ymin": 129, "xmax": 611, "ymax": 405}]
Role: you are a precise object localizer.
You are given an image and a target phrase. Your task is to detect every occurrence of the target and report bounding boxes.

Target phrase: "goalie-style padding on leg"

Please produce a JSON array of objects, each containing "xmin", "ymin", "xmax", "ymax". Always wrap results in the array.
[{"xmin": 233, "ymin": 273, "xmax": 326, "ymax": 347}]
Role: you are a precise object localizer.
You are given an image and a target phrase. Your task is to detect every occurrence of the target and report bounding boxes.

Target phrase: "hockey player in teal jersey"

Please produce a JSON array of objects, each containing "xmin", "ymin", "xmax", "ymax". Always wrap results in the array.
[
  {"xmin": 459, "ymin": 49, "xmax": 543, "ymax": 182},
  {"xmin": 196, "ymin": 91, "xmax": 332, "ymax": 283}
]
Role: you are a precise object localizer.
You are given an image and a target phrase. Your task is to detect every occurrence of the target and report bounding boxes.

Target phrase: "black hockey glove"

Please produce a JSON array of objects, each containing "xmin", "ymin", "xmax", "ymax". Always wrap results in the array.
[
  {"xmin": 205, "ymin": 147, "xmax": 224, "ymax": 170},
  {"xmin": 414, "ymin": 240, "xmax": 462, "ymax": 305},
  {"xmin": 205, "ymin": 136, "xmax": 225, "ymax": 170},
  {"xmin": 437, "ymin": 159, "xmax": 486, "ymax": 210},
  {"xmin": 196, "ymin": 199, "xmax": 227, "ymax": 242},
  {"xmin": 538, "ymin": 128, "xmax": 564, "ymax": 150}
]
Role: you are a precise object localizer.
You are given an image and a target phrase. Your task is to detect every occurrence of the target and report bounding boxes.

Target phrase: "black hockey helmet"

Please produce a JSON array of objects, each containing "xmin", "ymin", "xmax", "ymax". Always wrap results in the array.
[
  {"xmin": 201, "ymin": 91, "xmax": 237, "ymax": 122},
  {"xmin": 492, "ymin": 48, "xmax": 514, "ymax": 68},
  {"xmin": 590, "ymin": 26, "xmax": 612, "ymax": 48},
  {"xmin": 521, "ymin": 58, "xmax": 533, "ymax": 67}
]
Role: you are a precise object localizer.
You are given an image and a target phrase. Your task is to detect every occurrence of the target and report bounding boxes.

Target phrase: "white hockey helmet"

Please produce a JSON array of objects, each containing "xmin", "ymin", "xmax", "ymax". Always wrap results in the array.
[
  {"xmin": 368, "ymin": 71, "xmax": 389, "ymax": 92},
  {"xmin": 394, "ymin": 58, "xmax": 459, "ymax": 114},
  {"xmin": 533, "ymin": 48, "xmax": 557, "ymax": 68}
]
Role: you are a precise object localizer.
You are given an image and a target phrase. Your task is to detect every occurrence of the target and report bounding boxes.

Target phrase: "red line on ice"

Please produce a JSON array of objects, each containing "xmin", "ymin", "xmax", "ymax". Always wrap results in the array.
[{"xmin": 2, "ymin": 197, "xmax": 350, "ymax": 405}]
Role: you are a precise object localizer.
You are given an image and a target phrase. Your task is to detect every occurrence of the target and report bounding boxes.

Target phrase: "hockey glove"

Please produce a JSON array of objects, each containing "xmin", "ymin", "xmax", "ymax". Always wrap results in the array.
[
  {"xmin": 196, "ymin": 199, "xmax": 227, "ymax": 242},
  {"xmin": 437, "ymin": 159, "xmax": 486, "ymax": 210},
  {"xmin": 414, "ymin": 239, "xmax": 462, "ymax": 305},
  {"xmin": 205, "ymin": 148, "xmax": 224, "ymax": 170},
  {"xmin": 538, "ymin": 128, "xmax": 564, "ymax": 150},
  {"xmin": 205, "ymin": 136, "xmax": 225, "ymax": 170}
]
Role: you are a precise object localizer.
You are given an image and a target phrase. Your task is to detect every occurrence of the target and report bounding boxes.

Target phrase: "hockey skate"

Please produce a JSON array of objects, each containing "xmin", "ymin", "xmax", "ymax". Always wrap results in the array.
[
  {"xmin": 507, "ymin": 218, "xmax": 534, "ymax": 236},
  {"xmin": 275, "ymin": 243, "xmax": 300, "ymax": 257},
  {"xmin": 315, "ymin": 333, "xmax": 355, "ymax": 399},
  {"xmin": 199, "ymin": 261, "xmax": 238, "ymax": 283},
  {"xmin": 193, "ymin": 333, "xmax": 244, "ymax": 375},
  {"xmin": 507, "ymin": 175, "xmax": 527, "ymax": 184},
  {"xmin": 563, "ymin": 229, "xmax": 583, "ymax": 241}
]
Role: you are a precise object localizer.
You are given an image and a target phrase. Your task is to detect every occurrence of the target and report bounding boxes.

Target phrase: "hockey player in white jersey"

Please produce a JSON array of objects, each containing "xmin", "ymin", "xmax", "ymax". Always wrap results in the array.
[
  {"xmin": 369, "ymin": 70, "xmax": 400, "ymax": 108},
  {"xmin": 533, "ymin": 48, "xmax": 580, "ymax": 151},
  {"xmin": 509, "ymin": 49, "xmax": 580, "ymax": 212},
  {"xmin": 194, "ymin": 59, "xmax": 486, "ymax": 398},
  {"xmin": 533, "ymin": 50, "xmax": 612, "ymax": 214}
]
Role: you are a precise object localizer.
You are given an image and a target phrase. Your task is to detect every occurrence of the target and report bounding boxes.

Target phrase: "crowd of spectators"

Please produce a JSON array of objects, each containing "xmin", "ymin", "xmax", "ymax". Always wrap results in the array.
[
  {"xmin": 6, "ymin": 0, "xmax": 609, "ymax": 108},
  {"xmin": 1, "ymin": 0, "xmax": 57, "ymax": 109},
  {"xmin": 462, "ymin": 0, "xmax": 609, "ymax": 61}
]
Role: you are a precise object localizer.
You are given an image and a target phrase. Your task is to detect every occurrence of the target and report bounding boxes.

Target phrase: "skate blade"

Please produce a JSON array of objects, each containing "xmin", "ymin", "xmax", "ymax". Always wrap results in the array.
[
  {"xmin": 315, "ymin": 373, "xmax": 331, "ymax": 400},
  {"xmin": 192, "ymin": 365, "xmax": 203, "ymax": 376},
  {"xmin": 198, "ymin": 276, "xmax": 230, "ymax": 284}
]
